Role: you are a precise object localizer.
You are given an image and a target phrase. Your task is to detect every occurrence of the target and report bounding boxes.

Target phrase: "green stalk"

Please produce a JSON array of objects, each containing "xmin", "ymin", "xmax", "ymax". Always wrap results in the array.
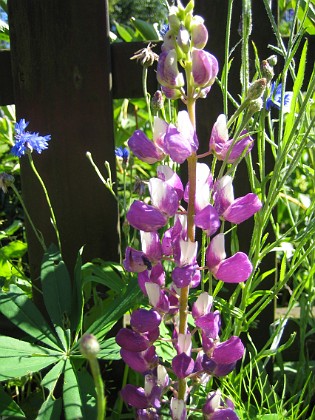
[
  {"xmin": 11, "ymin": 183, "xmax": 47, "ymax": 252},
  {"xmin": 88, "ymin": 357, "xmax": 106, "ymax": 420}
]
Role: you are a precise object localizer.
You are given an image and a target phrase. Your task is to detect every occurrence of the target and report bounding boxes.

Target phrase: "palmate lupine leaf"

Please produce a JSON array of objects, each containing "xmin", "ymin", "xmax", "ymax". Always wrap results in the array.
[
  {"xmin": 36, "ymin": 397, "xmax": 62, "ymax": 420},
  {"xmin": 0, "ymin": 336, "xmax": 61, "ymax": 381},
  {"xmin": 0, "ymin": 284, "xmax": 62, "ymax": 351},
  {"xmin": 41, "ymin": 244, "xmax": 72, "ymax": 351},
  {"xmin": 63, "ymin": 359, "xmax": 84, "ymax": 420}
]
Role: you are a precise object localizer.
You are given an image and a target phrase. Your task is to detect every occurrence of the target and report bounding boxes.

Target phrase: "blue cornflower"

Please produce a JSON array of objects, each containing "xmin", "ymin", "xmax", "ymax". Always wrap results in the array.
[
  {"xmin": 266, "ymin": 83, "xmax": 293, "ymax": 114},
  {"xmin": 115, "ymin": 146, "xmax": 129, "ymax": 164},
  {"xmin": 11, "ymin": 119, "xmax": 51, "ymax": 157}
]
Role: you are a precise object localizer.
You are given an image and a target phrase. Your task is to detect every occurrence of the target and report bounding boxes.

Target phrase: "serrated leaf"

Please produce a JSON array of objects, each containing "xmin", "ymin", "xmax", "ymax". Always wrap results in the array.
[
  {"xmin": 0, "ymin": 337, "xmax": 61, "ymax": 380},
  {"xmin": 0, "ymin": 384, "xmax": 26, "ymax": 418},
  {"xmin": 63, "ymin": 359, "xmax": 83, "ymax": 420},
  {"xmin": 36, "ymin": 397, "xmax": 62, "ymax": 420},
  {"xmin": 41, "ymin": 359, "xmax": 66, "ymax": 394},
  {"xmin": 0, "ymin": 284, "xmax": 62, "ymax": 351},
  {"xmin": 41, "ymin": 245, "xmax": 72, "ymax": 350}
]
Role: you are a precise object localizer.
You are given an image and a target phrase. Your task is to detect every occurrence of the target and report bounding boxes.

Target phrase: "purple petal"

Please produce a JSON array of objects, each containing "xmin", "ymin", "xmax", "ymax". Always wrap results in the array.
[
  {"xmin": 171, "ymin": 265, "xmax": 197, "ymax": 288},
  {"xmin": 140, "ymin": 231, "xmax": 163, "ymax": 262},
  {"xmin": 149, "ymin": 178, "xmax": 179, "ymax": 217},
  {"xmin": 222, "ymin": 193, "xmax": 262, "ymax": 224},
  {"xmin": 172, "ymin": 353, "xmax": 195, "ymax": 379},
  {"xmin": 210, "ymin": 409, "xmax": 239, "ymax": 420},
  {"xmin": 213, "ymin": 176, "xmax": 234, "ymax": 215},
  {"xmin": 121, "ymin": 347, "xmax": 158, "ymax": 373},
  {"xmin": 195, "ymin": 204, "xmax": 221, "ymax": 236},
  {"xmin": 195, "ymin": 311, "xmax": 221, "ymax": 339},
  {"xmin": 191, "ymin": 20, "xmax": 208, "ymax": 49},
  {"xmin": 130, "ymin": 309, "xmax": 161, "ymax": 333},
  {"xmin": 206, "ymin": 234, "xmax": 226, "ymax": 270},
  {"xmin": 157, "ymin": 165, "xmax": 184, "ymax": 201},
  {"xmin": 138, "ymin": 263, "xmax": 165, "ymax": 295},
  {"xmin": 212, "ymin": 336, "xmax": 245, "ymax": 364},
  {"xmin": 202, "ymin": 354, "xmax": 237, "ymax": 377},
  {"xmin": 123, "ymin": 247, "xmax": 151, "ymax": 273},
  {"xmin": 121, "ymin": 384, "xmax": 148, "ymax": 409},
  {"xmin": 157, "ymin": 50, "xmax": 185, "ymax": 88},
  {"xmin": 127, "ymin": 200, "xmax": 167, "ymax": 232},
  {"xmin": 192, "ymin": 49, "xmax": 218, "ymax": 87},
  {"xmin": 116, "ymin": 328, "xmax": 150, "ymax": 351},
  {"xmin": 215, "ymin": 252, "xmax": 252, "ymax": 283},
  {"xmin": 163, "ymin": 124, "xmax": 192, "ymax": 164},
  {"xmin": 128, "ymin": 130, "xmax": 164, "ymax": 164},
  {"xmin": 192, "ymin": 292, "xmax": 213, "ymax": 319}
]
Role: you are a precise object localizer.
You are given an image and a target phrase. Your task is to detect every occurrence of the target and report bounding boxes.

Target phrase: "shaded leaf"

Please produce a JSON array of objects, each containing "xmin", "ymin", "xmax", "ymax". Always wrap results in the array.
[
  {"xmin": 63, "ymin": 359, "xmax": 83, "ymax": 420},
  {"xmin": 0, "ymin": 384, "xmax": 26, "ymax": 418},
  {"xmin": 41, "ymin": 359, "xmax": 66, "ymax": 394},
  {"xmin": 0, "ymin": 337, "xmax": 61, "ymax": 381},
  {"xmin": 98, "ymin": 337, "xmax": 121, "ymax": 360},
  {"xmin": 0, "ymin": 284, "xmax": 62, "ymax": 351},
  {"xmin": 36, "ymin": 397, "xmax": 62, "ymax": 420}
]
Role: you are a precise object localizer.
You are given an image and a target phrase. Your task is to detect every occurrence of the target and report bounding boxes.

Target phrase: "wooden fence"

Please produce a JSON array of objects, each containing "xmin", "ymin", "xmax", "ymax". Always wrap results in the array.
[{"xmin": 1, "ymin": 0, "xmax": 313, "ymax": 357}]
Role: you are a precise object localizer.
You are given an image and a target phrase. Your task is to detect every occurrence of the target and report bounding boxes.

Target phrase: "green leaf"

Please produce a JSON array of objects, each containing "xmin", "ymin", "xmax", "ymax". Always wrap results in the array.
[
  {"xmin": 98, "ymin": 337, "xmax": 121, "ymax": 360},
  {"xmin": 41, "ymin": 245, "xmax": 72, "ymax": 350},
  {"xmin": 36, "ymin": 397, "xmax": 62, "ymax": 420},
  {"xmin": 76, "ymin": 368, "xmax": 97, "ymax": 418},
  {"xmin": 0, "ymin": 384, "xmax": 26, "ymax": 418},
  {"xmin": 0, "ymin": 284, "xmax": 62, "ymax": 351},
  {"xmin": 82, "ymin": 261, "xmax": 125, "ymax": 294},
  {"xmin": 41, "ymin": 359, "xmax": 66, "ymax": 394},
  {"xmin": 283, "ymin": 40, "xmax": 308, "ymax": 146},
  {"xmin": 63, "ymin": 359, "xmax": 83, "ymax": 420},
  {"xmin": 130, "ymin": 17, "xmax": 161, "ymax": 40},
  {"xmin": 114, "ymin": 21, "xmax": 135, "ymax": 42},
  {"xmin": 1, "ymin": 240, "xmax": 27, "ymax": 258},
  {"xmin": 85, "ymin": 279, "xmax": 143, "ymax": 340},
  {"xmin": 0, "ymin": 337, "xmax": 61, "ymax": 380}
]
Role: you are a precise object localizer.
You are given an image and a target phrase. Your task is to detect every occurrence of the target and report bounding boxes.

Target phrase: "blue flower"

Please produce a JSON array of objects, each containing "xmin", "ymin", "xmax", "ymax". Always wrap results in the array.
[
  {"xmin": 266, "ymin": 83, "xmax": 293, "ymax": 114},
  {"xmin": 115, "ymin": 146, "xmax": 129, "ymax": 164},
  {"xmin": 11, "ymin": 119, "xmax": 51, "ymax": 157}
]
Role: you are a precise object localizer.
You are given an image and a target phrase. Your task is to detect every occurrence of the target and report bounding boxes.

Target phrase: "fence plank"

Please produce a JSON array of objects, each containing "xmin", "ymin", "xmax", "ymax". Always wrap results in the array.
[{"xmin": 8, "ymin": 0, "xmax": 118, "ymax": 279}]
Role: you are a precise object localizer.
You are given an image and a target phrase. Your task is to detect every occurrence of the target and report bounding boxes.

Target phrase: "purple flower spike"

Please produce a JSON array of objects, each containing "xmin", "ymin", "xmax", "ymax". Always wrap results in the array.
[
  {"xmin": 121, "ymin": 384, "xmax": 148, "ymax": 409},
  {"xmin": 130, "ymin": 309, "xmax": 162, "ymax": 333},
  {"xmin": 195, "ymin": 310, "xmax": 221, "ymax": 339},
  {"xmin": 171, "ymin": 264, "xmax": 198, "ymax": 288},
  {"xmin": 172, "ymin": 353, "xmax": 195, "ymax": 379},
  {"xmin": 192, "ymin": 49, "xmax": 219, "ymax": 88},
  {"xmin": 157, "ymin": 49, "xmax": 185, "ymax": 89},
  {"xmin": 127, "ymin": 200, "xmax": 167, "ymax": 232},
  {"xmin": 128, "ymin": 130, "xmax": 165, "ymax": 164},
  {"xmin": 206, "ymin": 234, "xmax": 252, "ymax": 283},
  {"xmin": 222, "ymin": 193, "xmax": 262, "ymax": 224},
  {"xmin": 195, "ymin": 204, "xmax": 221, "ymax": 236},
  {"xmin": 116, "ymin": 328, "xmax": 150, "ymax": 352},
  {"xmin": 149, "ymin": 178, "xmax": 179, "ymax": 217},
  {"xmin": 123, "ymin": 247, "xmax": 152, "ymax": 273}
]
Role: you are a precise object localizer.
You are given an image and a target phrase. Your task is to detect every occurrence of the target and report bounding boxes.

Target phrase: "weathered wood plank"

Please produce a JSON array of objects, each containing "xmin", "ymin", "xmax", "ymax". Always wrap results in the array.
[{"xmin": 8, "ymin": 0, "xmax": 119, "ymax": 277}]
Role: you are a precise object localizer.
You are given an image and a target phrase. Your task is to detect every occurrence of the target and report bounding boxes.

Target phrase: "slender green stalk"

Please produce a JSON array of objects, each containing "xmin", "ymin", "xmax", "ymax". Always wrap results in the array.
[
  {"xmin": 88, "ymin": 358, "xmax": 106, "ymax": 420},
  {"xmin": 10, "ymin": 183, "xmax": 47, "ymax": 252},
  {"xmin": 28, "ymin": 153, "xmax": 62, "ymax": 252}
]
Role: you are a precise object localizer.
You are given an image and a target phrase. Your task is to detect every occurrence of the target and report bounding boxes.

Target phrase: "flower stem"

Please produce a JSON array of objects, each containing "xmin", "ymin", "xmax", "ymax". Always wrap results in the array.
[
  {"xmin": 10, "ymin": 183, "xmax": 47, "ymax": 252},
  {"xmin": 88, "ymin": 357, "xmax": 106, "ymax": 420},
  {"xmin": 28, "ymin": 153, "xmax": 62, "ymax": 252}
]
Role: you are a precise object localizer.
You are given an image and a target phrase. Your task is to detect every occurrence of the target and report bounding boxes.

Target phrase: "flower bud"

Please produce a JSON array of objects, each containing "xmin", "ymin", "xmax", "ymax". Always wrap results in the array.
[
  {"xmin": 246, "ymin": 78, "xmax": 267, "ymax": 100},
  {"xmin": 157, "ymin": 50, "xmax": 185, "ymax": 89},
  {"xmin": 267, "ymin": 54, "xmax": 277, "ymax": 66},
  {"xmin": 79, "ymin": 333, "xmax": 100, "ymax": 359},
  {"xmin": 261, "ymin": 59, "xmax": 274, "ymax": 82},
  {"xmin": 247, "ymin": 97, "xmax": 263, "ymax": 116},
  {"xmin": 192, "ymin": 49, "xmax": 218, "ymax": 88},
  {"xmin": 177, "ymin": 24, "xmax": 190, "ymax": 54},
  {"xmin": 191, "ymin": 16, "xmax": 208, "ymax": 49},
  {"xmin": 0, "ymin": 173, "xmax": 15, "ymax": 193},
  {"xmin": 151, "ymin": 90, "xmax": 164, "ymax": 112}
]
